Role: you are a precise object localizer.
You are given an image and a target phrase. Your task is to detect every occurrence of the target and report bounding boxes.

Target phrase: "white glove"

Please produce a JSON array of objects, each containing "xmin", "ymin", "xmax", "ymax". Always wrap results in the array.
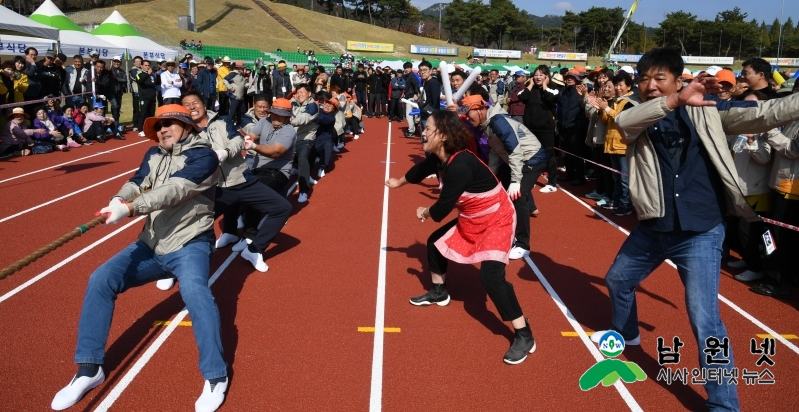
[
  {"xmin": 98, "ymin": 197, "xmax": 130, "ymax": 224},
  {"xmin": 244, "ymin": 136, "xmax": 255, "ymax": 150},
  {"xmin": 507, "ymin": 182, "xmax": 521, "ymax": 201},
  {"xmin": 215, "ymin": 149, "xmax": 229, "ymax": 162}
]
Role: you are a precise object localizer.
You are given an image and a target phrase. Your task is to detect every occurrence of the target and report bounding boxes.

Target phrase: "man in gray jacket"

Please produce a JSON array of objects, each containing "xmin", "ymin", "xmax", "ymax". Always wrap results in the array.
[
  {"xmin": 223, "ymin": 62, "xmax": 248, "ymax": 125},
  {"xmin": 51, "ymin": 105, "xmax": 228, "ymax": 412},
  {"xmin": 62, "ymin": 55, "xmax": 90, "ymax": 107},
  {"xmin": 591, "ymin": 48, "xmax": 799, "ymax": 412}
]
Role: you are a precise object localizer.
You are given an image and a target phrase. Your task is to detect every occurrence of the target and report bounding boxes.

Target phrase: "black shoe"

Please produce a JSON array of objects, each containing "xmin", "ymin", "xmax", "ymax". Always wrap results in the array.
[
  {"xmin": 409, "ymin": 283, "xmax": 450, "ymax": 306},
  {"xmin": 404, "ymin": 132, "xmax": 415, "ymax": 138},
  {"xmin": 503, "ymin": 319, "xmax": 536, "ymax": 365},
  {"xmin": 613, "ymin": 207, "xmax": 632, "ymax": 216},
  {"xmin": 113, "ymin": 133, "xmax": 126, "ymax": 140},
  {"xmin": 97, "ymin": 136, "xmax": 106, "ymax": 143}
]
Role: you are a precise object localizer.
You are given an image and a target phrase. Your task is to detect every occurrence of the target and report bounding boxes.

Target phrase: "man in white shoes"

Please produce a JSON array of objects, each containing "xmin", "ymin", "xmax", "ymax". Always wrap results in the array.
[
  {"xmin": 460, "ymin": 90, "xmax": 547, "ymax": 260},
  {"xmin": 52, "ymin": 105, "xmax": 228, "ymax": 412},
  {"xmin": 181, "ymin": 91, "xmax": 292, "ymax": 273},
  {"xmin": 290, "ymin": 84, "xmax": 319, "ymax": 203}
]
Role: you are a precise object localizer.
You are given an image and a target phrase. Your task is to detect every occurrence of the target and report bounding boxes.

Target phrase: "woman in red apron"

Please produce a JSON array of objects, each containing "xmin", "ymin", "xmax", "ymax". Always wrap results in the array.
[{"xmin": 386, "ymin": 110, "xmax": 536, "ymax": 364}]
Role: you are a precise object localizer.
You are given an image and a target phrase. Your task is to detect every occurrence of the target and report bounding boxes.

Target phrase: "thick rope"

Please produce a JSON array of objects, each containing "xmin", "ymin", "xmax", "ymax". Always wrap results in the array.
[
  {"xmin": 0, "ymin": 191, "xmax": 148, "ymax": 280},
  {"xmin": 0, "ymin": 215, "xmax": 107, "ymax": 280}
]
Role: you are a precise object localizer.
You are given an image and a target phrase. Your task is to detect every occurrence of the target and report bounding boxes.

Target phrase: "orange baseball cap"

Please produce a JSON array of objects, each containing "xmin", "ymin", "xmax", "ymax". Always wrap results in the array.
[
  {"xmin": 715, "ymin": 69, "xmax": 736, "ymax": 86},
  {"xmin": 460, "ymin": 95, "xmax": 487, "ymax": 112},
  {"xmin": 267, "ymin": 98, "xmax": 293, "ymax": 117}
]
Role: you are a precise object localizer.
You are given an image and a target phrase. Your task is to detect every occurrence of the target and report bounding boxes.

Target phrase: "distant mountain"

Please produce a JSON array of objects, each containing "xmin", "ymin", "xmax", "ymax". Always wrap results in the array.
[{"xmin": 420, "ymin": 3, "xmax": 449, "ymax": 17}]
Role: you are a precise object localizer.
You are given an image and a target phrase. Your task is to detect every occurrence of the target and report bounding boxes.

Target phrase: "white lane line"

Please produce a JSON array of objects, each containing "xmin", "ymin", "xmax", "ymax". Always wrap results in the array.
[
  {"xmin": 369, "ymin": 121, "xmax": 392, "ymax": 412},
  {"xmin": 0, "ymin": 216, "xmax": 145, "ymax": 304},
  {"xmin": 0, "ymin": 140, "xmax": 147, "ymax": 185},
  {"xmin": 555, "ymin": 184, "xmax": 799, "ymax": 356},
  {"xmin": 0, "ymin": 169, "xmax": 137, "ymax": 224},
  {"xmin": 524, "ymin": 256, "xmax": 643, "ymax": 411},
  {"xmin": 94, "ymin": 251, "xmax": 238, "ymax": 411}
]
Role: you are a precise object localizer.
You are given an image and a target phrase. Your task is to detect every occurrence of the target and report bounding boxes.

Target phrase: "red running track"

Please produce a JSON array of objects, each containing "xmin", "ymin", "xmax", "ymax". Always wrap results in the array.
[{"xmin": 0, "ymin": 123, "xmax": 797, "ymax": 411}]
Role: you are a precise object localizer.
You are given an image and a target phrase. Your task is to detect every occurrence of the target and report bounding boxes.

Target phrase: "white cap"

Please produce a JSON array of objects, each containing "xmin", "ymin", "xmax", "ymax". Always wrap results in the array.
[
  {"xmin": 619, "ymin": 65, "xmax": 635, "ymax": 75},
  {"xmin": 706, "ymin": 65, "xmax": 723, "ymax": 76}
]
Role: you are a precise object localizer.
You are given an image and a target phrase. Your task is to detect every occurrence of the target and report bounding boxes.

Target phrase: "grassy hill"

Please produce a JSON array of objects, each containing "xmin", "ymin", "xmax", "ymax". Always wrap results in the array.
[{"xmin": 87, "ymin": 0, "xmax": 600, "ymax": 67}]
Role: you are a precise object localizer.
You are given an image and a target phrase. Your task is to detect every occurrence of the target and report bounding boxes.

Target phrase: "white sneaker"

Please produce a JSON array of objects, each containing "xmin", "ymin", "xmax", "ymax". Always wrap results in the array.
[
  {"xmin": 56, "ymin": 144, "xmax": 69, "ymax": 152},
  {"xmin": 318, "ymin": 168, "xmax": 325, "ymax": 179},
  {"xmin": 156, "ymin": 278, "xmax": 176, "ymax": 290},
  {"xmin": 236, "ymin": 215, "xmax": 244, "ymax": 229},
  {"xmin": 51, "ymin": 368, "xmax": 105, "ymax": 410},
  {"xmin": 138, "ymin": 131, "xmax": 145, "ymax": 138},
  {"xmin": 727, "ymin": 259, "xmax": 747, "ymax": 269},
  {"xmin": 590, "ymin": 330, "xmax": 640, "ymax": 345},
  {"xmin": 309, "ymin": 177, "xmax": 318, "ymax": 185},
  {"xmin": 195, "ymin": 378, "xmax": 228, "ymax": 412},
  {"xmin": 132, "ymin": 127, "xmax": 139, "ymax": 132},
  {"xmin": 215, "ymin": 233, "xmax": 239, "ymax": 248},
  {"xmin": 508, "ymin": 246, "xmax": 530, "ymax": 260},
  {"xmin": 231, "ymin": 238, "xmax": 252, "ymax": 252},
  {"xmin": 297, "ymin": 192, "xmax": 308, "ymax": 203},
  {"xmin": 539, "ymin": 185, "xmax": 557, "ymax": 193},
  {"xmin": 426, "ymin": 174, "xmax": 437, "ymax": 179},
  {"xmin": 332, "ymin": 145, "xmax": 340, "ymax": 153},
  {"xmin": 734, "ymin": 270, "xmax": 765, "ymax": 282},
  {"xmin": 353, "ymin": 134, "xmax": 359, "ymax": 140},
  {"xmin": 240, "ymin": 248, "xmax": 269, "ymax": 272},
  {"xmin": 290, "ymin": 167, "xmax": 298, "ymax": 176}
]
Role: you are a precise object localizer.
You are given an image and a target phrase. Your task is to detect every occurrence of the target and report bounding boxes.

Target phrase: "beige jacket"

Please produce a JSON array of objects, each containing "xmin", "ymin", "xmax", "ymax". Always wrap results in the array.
[
  {"xmin": 765, "ymin": 121, "xmax": 799, "ymax": 195},
  {"xmin": 615, "ymin": 93, "xmax": 799, "ymax": 222},
  {"xmin": 584, "ymin": 98, "xmax": 607, "ymax": 146},
  {"xmin": 731, "ymin": 134, "xmax": 771, "ymax": 196},
  {"xmin": 201, "ymin": 110, "xmax": 248, "ymax": 188}
]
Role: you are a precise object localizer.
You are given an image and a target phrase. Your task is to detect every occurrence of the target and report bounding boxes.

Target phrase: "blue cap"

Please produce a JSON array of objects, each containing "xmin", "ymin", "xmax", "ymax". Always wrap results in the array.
[
  {"xmin": 179, "ymin": 63, "xmax": 188, "ymax": 69},
  {"xmin": 93, "ymin": 102, "xmax": 105, "ymax": 109},
  {"xmin": 515, "ymin": 70, "xmax": 526, "ymax": 76}
]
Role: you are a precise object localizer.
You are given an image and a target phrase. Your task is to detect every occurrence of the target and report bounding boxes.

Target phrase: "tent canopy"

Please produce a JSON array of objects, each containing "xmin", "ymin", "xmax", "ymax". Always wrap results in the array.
[
  {"xmin": 0, "ymin": 5, "xmax": 59, "ymax": 40},
  {"xmin": 0, "ymin": 34, "xmax": 53, "ymax": 56},
  {"xmin": 30, "ymin": 0, "xmax": 126, "ymax": 59},
  {"xmin": 91, "ymin": 11, "xmax": 176, "ymax": 61}
]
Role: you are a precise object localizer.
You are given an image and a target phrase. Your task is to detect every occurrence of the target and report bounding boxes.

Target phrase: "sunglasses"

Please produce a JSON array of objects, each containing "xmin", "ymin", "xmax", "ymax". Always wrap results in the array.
[{"xmin": 154, "ymin": 119, "xmax": 179, "ymax": 130}]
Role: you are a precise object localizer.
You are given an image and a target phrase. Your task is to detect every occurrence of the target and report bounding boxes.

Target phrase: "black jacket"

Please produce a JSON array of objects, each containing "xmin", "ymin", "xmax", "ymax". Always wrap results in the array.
[
  {"xmin": 136, "ymin": 70, "xmax": 158, "ymax": 100},
  {"xmin": 353, "ymin": 70, "xmax": 367, "ymax": 91},
  {"xmin": 368, "ymin": 73, "xmax": 383, "ymax": 94},
  {"xmin": 94, "ymin": 70, "xmax": 117, "ymax": 98},
  {"xmin": 330, "ymin": 73, "xmax": 347, "ymax": 91},
  {"xmin": 36, "ymin": 61, "xmax": 63, "ymax": 98},
  {"xmin": 404, "ymin": 72, "xmax": 420, "ymax": 98},
  {"xmin": 518, "ymin": 85, "xmax": 558, "ymax": 133}
]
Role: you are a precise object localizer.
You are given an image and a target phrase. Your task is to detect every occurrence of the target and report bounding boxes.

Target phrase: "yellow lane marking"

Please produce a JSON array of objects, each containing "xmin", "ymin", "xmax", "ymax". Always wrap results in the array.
[
  {"xmin": 757, "ymin": 334, "xmax": 798, "ymax": 340},
  {"xmin": 358, "ymin": 327, "xmax": 401, "ymax": 333},
  {"xmin": 153, "ymin": 320, "xmax": 192, "ymax": 327},
  {"xmin": 562, "ymin": 331, "xmax": 595, "ymax": 337}
]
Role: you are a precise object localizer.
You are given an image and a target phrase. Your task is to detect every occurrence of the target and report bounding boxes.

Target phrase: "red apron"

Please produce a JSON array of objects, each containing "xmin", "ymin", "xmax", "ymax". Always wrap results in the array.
[{"xmin": 434, "ymin": 151, "xmax": 516, "ymax": 264}]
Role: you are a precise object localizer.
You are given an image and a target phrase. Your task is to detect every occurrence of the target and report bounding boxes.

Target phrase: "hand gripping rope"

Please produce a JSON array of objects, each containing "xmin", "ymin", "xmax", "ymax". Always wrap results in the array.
[
  {"xmin": 0, "ymin": 191, "xmax": 146, "ymax": 280},
  {"xmin": 555, "ymin": 147, "xmax": 799, "ymax": 232}
]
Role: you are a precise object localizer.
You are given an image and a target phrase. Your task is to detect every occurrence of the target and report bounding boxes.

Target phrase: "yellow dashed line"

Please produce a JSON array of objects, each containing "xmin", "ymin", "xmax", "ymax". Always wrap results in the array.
[
  {"xmin": 358, "ymin": 327, "xmax": 401, "ymax": 333},
  {"xmin": 153, "ymin": 320, "xmax": 192, "ymax": 327},
  {"xmin": 756, "ymin": 334, "xmax": 798, "ymax": 340}
]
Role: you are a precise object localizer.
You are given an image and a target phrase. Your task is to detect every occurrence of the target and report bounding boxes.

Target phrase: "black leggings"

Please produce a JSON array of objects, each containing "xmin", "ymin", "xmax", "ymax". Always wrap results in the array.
[
  {"xmin": 427, "ymin": 218, "xmax": 523, "ymax": 321},
  {"xmin": 532, "ymin": 130, "xmax": 557, "ymax": 185},
  {"xmin": 346, "ymin": 117, "xmax": 360, "ymax": 134}
]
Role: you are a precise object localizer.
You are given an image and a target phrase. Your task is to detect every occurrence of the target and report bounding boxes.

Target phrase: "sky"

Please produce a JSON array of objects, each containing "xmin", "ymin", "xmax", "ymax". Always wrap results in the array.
[{"xmin": 411, "ymin": 0, "xmax": 799, "ymax": 27}]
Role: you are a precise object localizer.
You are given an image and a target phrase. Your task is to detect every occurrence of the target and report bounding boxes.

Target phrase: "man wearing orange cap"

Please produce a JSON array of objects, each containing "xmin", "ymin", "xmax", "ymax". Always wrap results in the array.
[
  {"xmin": 51, "ymin": 105, "xmax": 229, "ymax": 412},
  {"xmin": 461, "ymin": 90, "xmax": 548, "ymax": 260}
]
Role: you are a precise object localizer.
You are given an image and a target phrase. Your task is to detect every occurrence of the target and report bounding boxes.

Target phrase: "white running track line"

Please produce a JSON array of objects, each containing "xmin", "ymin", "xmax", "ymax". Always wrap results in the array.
[
  {"xmin": 94, "ymin": 251, "xmax": 238, "ymax": 411},
  {"xmin": 555, "ymin": 184, "xmax": 799, "ymax": 356},
  {"xmin": 369, "ymin": 121, "xmax": 392, "ymax": 412},
  {"xmin": 0, "ymin": 169, "xmax": 137, "ymax": 224},
  {"xmin": 0, "ymin": 216, "xmax": 145, "ymax": 304},
  {"xmin": 0, "ymin": 140, "xmax": 147, "ymax": 185},
  {"xmin": 524, "ymin": 256, "xmax": 643, "ymax": 411}
]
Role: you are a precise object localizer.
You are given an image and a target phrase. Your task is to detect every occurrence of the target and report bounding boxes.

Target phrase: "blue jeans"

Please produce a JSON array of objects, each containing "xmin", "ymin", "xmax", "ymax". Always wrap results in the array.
[
  {"xmin": 605, "ymin": 222, "xmax": 739, "ymax": 411},
  {"xmin": 74, "ymin": 236, "xmax": 227, "ymax": 380},
  {"xmin": 609, "ymin": 154, "xmax": 629, "ymax": 209}
]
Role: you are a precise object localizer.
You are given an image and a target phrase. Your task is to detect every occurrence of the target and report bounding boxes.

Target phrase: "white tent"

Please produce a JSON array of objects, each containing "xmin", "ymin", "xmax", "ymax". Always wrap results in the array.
[
  {"xmin": 379, "ymin": 60, "xmax": 406, "ymax": 71},
  {"xmin": 0, "ymin": 5, "xmax": 59, "ymax": 40},
  {"xmin": 29, "ymin": 0, "xmax": 126, "ymax": 59},
  {"xmin": 0, "ymin": 34, "xmax": 53, "ymax": 56},
  {"xmin": 504, "ymin": 65, "xmax": 528, "ymax": 74},
  {"xmin": 91, "ymin": 11, "xmax": 176, "ymax": 60}
]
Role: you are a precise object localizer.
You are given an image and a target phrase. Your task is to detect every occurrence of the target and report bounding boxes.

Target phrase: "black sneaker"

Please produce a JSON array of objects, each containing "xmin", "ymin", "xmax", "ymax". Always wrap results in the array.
[
  {"xmin": 113, "ymin": 133, "xmax": 126, "ymax": 140},
  {"xmin": 613, "ymin": 207, "xmax": 633, "ymax": 216},
  {"xmin": 97, "ymin": 136, "xmax": 106, "ymax": 143},
  {"xmin": 601, "ymin": 201, "xmax": 617, "ymax": 210},
  {"xmin": 503, "ymin": 319, "xmax": 536, "ymax": 365},
  {"xmin": 409, "ymin": 283, "xmax": 450, "ymax": 306}
]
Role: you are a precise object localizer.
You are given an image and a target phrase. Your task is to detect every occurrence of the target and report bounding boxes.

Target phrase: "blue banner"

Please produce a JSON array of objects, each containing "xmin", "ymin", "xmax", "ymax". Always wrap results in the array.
[{"xmin": 410, "ymin": 45, "xmax": 459, "ymax": 56}]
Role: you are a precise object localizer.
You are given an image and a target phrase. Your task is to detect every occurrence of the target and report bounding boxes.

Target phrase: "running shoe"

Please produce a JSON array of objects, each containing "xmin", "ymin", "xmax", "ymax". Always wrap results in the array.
[
  {"xmin": 509, "ymin": 246, "xmax": 530, "ymax": 260},
  {"xmin": 318, "ymin": 168, "xmax": 325, "ymax": 179},
  {"xmin": 613, "ymin": 207, "xmax": 632, "ymax": 216},
  {"xmin": 539, "ymin": 185, "xmax": 557, "ymax": 193},
  {"xmin": 585, "ymin": 190, "xmax": 603, "ymax": 200},
  {"xmin": 503, "ymin": 319, "xmax": 536, "ymax": 365},
  {"xmin": 601, "ymin": 201, "xmax": 617, "ymax": 210},
  {"xmin": 51, "ymin": 367, "xmax": 105, "ymax": 411},
  {"xmin": 297, "ymin": 193, "xmax": 309, "ymax": 203},
  {"xmin": 409, "ymin": 284, "xmax": 450, "ymax": 306},
  {"xmin": 734, "ymin": 270, "xmax": 765, "ymax": 282}
]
